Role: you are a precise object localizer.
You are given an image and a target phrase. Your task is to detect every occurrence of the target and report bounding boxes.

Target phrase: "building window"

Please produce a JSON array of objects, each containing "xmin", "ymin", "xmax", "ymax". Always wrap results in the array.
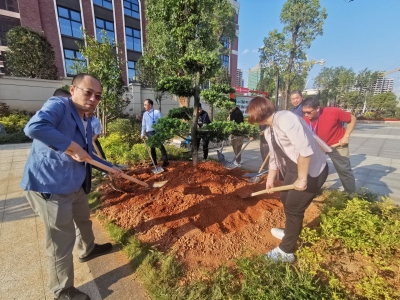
[
  {"xmin": 220, "ymin": 55, "xmax": 229, "ymax": 68},
  {"xmin": 0, "ymin": 0, "xmax": 19, "ymax": 12},
  {"xmin": 0, "ymin": 15, "xmax": 20, "ymax": 46},
  {"xmin": 93, "ymin": 0, "xmax": 112, "ymax": 10},
  {"xmin": 125, "ymin": 27, "xmax": 141, "ymax": 52},
  {"xmin": 95, "ymin": 18, "xmax": 115, "ymax": 42},
  {"xmin": 221, "ymin": 36, "xmax": 230, "ymax": 49},
  {"xmin": 124, "ymin": 0, "xmax": 140, "ymax": 19},
  {"xmin": 57, "ymin": 6, "xmax": 83, "ymax": 39},
  {"xmin": 128, "ymin": 60, "xmax": 136, "ymax": 83},
  {"xmin": 64, "ymin": 49, "xmax": 85, "ymax": 76}
]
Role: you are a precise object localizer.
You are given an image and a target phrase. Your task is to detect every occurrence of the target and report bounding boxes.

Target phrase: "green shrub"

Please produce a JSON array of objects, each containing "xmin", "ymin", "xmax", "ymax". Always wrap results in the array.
[
  {"xmin": 107, "ymin": 118, "xmax": 142, "ymax": 147},
  {"xmin": 395, "ymin": 108, "xmax": 400, "ymax": 120},
  {"xmin": 213, "ymin": 109, "xmax": 230, "ymax": 122},
  {"xmin": 0, "ymin": 113, "xmax": 31, "ymax": 133},
  {"xmin": 363, "ymin": 111, "xmax": 375, "ymax": 119},
  {"xmin": 0, "ymin": 102, "xmax": 11, "ymax": 117},
  {"xmin": 0, "ymin": 132, "xmax": 31, "ymax": 144}
]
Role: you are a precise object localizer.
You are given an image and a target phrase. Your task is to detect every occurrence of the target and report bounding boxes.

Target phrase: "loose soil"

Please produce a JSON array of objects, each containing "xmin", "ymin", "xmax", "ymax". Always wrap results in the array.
[{"xmin": 97, "ymin": 161, "xmax": 321, "ymax": 280}]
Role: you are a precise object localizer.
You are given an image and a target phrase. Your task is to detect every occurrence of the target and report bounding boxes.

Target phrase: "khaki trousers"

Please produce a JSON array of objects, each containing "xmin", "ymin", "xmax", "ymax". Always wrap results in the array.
[
  {"xmin": 231, "ymin": 135, "xmax": 244, "ymax": 163},
  {"xmin": 25, "ymin": 187, "xmax": 95, "ymax": 297},
  {"xmin": 327, "ymin": 145, "xmax": 356, "ymax": 193}
]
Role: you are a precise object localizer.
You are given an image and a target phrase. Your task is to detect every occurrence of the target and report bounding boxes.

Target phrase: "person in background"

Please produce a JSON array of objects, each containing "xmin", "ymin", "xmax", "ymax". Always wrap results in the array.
[
  {"xmin": 197, "ymin": 103, "xmax": 211, "ymax": 160},
  {"xmin": 247, "ymin": 96, "xmax": 330, "ymax": 263},
  {"xmin": 141, "ymin": 99, "xmax": 169, "ymax": 167},
  {"xmin": 259, "ymin": 124, "xmax": 269, "ymax": 168},
  {"xmin": 53, "ymin": 88, "xmax": 71, "ymax": 98},
  {"xmin": 302, "ymin": 97, "xmax": 357, "ymax": 193},
  {"xmin": 21, "ymin": 73, "xmax": 123, "ymax": 300},
  {"xmin": 290, "ymin": 90, "xmax": 304, "ymax": 117},
  {"xmin": 85, "ymin": 111, "xmax": 106, "ymax": 159},
  {"xmin": 227, "ymin": 101, "xmax": 244, "ymax": 167}
]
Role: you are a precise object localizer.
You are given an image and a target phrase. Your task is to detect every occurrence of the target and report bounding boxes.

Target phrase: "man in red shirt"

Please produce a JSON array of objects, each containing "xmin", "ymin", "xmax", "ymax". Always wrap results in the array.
[{"xmin": 302, "ymin": 97, "xmax": 357, "ymax": 193}]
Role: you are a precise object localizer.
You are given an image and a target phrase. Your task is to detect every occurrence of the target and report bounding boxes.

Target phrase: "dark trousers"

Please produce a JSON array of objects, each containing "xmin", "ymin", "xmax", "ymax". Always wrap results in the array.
[
  {"xmin": 145, "ymin": 131, "xmax": 168, "ymax": 163},
  {"xmin": 197, "ymin": 138, "xmax": 210, "ymax": 159},
  {"xmin": 279, "ymin": 164, "xmax": 328, "ymax": 253}
]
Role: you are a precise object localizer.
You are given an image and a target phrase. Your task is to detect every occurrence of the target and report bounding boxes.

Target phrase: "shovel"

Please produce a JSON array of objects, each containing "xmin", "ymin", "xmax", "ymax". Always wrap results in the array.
[
  {"xmin": 244, "ymin": 153, "xmax": 270, "ymax": 183},
  {"xmin": 238, "ymin": 184, "xmax": 295, "ymax": 199},
  {"xmin": 92, "ymin": 141, "xmax": 104, "ymax": 159},
  {"xmin": 222, "ymin": 138, "xmax": 253, "ymax": 170},
  {"xmin": 216, "ymin": 140, "xmax": 225, "ymax": 162},
  {"xmin": 88, "ymin": 158, "xmax": 167, "ymax": 188},
  {"xmin": 143, "ymin": 138, "xmax": 164, "ymax": 174}
]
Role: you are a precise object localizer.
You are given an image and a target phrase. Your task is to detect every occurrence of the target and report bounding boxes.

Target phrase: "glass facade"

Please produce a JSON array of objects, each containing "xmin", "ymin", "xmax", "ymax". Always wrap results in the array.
[
  {"xmin": 125, "ymin": 26, "xmax": 141, "ymax": 52},
  {"xmin": 64, "ymin": 49, "xmax": 85, "ymax": 76},
  {"xmin": 57, "ymin": 6, "xmax": 83, "ymax": 39},
  {"xmin": 128, "ymin": 60, "xmax": 136, "ymax": 83},
  {"xmin": 96, "ymin": 18, "xmax": 115, "ymax": 43},
  {"xmin": 124, "ymin": 0, "xmax": 140, "ymax": 19},
  {"xmin": 93, "ymin": 0, "xmax": 112, "ymax": 10}
]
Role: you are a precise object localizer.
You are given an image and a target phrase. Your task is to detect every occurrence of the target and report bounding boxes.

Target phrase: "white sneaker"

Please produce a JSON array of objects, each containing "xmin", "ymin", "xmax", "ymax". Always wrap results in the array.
[
  {"xmin": 271, "ymin": 228, "xmax": 285, "ymax": 240},
  {"xmin": 233, "ymin": 161, "xmax": 241, "ymax": 168},
  {"xmin": 265, "ymin": 246, "xmax": 295, "ymax": 263}
]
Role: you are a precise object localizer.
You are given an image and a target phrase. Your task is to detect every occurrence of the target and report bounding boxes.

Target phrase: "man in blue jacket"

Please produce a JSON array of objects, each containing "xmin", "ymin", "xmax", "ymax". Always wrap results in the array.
[{"xmin": 21, "ymin": 73, "xmax": 122, "ymax": 300}]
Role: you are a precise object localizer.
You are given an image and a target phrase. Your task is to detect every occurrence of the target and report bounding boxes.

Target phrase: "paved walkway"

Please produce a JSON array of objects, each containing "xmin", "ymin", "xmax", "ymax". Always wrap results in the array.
[
  {"xmin": 208, "ymin": 123, "xmax": 400, "ymax": 204},
  {"xmin": 0, "ymin": 123, "xmax": 399, "ymax": 299},
  {"xmin": 0, "ymin": 144, "xmax": 147, "ymax": 300}
]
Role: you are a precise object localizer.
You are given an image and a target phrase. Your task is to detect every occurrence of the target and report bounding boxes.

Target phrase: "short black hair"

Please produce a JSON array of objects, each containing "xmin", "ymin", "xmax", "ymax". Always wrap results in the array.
[
  {"xmin": 198, "ymin": 103, "xmax": 202, "ymax": 108},
  {"xmin": 53, "ymin": 88, "xmax": 71, "ymax": 97},
  {"xmin": 72, "ymin": 73, "xmax": 101, "ymax": 87},
  {"xmin": 145, "ymin": 99, "xmax": 153, "ymax": 106},
  {"xmin": 302, "ymin": 97, "xmax": 320, "ymax": 109},
  {"xmin": 290, "ymin": 89, "xmax": 303, "ymax": 97}
]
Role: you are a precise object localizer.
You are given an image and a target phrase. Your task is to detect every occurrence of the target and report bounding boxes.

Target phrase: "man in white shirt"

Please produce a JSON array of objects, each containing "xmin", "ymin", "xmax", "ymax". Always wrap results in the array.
[
  {"xmin": 141, "ymin": 99, "xmax": 169, "ymax": 167},
  {"xmin": 85, "ymin": 111, "xmax": 106, "ymax": 159}
]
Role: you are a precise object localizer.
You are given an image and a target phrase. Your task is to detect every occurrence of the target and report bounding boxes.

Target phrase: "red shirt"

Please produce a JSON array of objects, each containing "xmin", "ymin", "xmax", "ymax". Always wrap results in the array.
[{"xmin": 303, "ymin": 107, "xmax": 351, "ymax": 146}]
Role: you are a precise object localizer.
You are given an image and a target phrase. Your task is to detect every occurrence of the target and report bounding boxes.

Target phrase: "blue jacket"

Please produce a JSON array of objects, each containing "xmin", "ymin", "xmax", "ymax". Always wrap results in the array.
[{"xmin": 20, "ymin": 97, "xmax": 112, "ymax": 194}]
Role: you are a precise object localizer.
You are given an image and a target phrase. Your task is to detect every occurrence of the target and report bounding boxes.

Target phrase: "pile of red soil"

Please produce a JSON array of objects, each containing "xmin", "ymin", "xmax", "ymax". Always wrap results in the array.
[{"xmin": 98, "ymin": 161, "xmax": 320, "ymax": 277}]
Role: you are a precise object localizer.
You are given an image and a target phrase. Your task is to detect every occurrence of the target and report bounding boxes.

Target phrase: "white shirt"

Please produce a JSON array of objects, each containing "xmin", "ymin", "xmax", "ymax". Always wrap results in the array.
[
  {"xmin": 141, "ymin": 108, "xmax": 162, "ymax": 136},
  {"xmin": 90, "ymin": 116, "xmax": 102, "ymax": 135}
]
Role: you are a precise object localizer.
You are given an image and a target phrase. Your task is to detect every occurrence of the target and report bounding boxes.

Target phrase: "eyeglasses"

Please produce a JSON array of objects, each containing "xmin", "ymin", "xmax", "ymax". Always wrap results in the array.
[
  {"xmin": 302, "ymin": 108, "xmax": 316, "ymax": 115},
  {"xmin": 74, "ymin": 86, "xmax": 102, "ymax": 101}
]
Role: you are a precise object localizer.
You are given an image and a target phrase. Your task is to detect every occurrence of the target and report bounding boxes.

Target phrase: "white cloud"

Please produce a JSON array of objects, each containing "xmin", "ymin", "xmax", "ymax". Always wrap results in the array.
[{"xmin": 242, "ymin": 49, "xmax": 249, "ymax": 54}]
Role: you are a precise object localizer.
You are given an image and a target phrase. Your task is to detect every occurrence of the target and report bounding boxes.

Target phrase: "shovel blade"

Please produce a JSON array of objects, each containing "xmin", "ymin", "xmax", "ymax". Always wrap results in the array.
[
  {"xmin": 242, "ymin": 170, "xmax": 269, "ymax": 178},
  {"xmin": 248, "ymin": 176, "xmax": 261, "ymax": 183},
  {"xmin": 151, "ymin": 167, "xmax": 164, "ymax": 174},
  {"xmin": 150, "ymin": 180, "xmax": 168, "ymax": 188}
]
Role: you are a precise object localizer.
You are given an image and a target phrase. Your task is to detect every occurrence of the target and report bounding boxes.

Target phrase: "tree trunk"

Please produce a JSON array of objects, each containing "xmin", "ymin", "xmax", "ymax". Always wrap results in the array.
[
  {"xmin": 191, "ymin": 73, "xmax": 201, "ymax": 166},
  {"xmin": 178, "ymin": 96, "xmax": 189, "ymax": 107},
  {"xmin": 209, "ymin": 104, "xmax": 214, "ymax": 121}
]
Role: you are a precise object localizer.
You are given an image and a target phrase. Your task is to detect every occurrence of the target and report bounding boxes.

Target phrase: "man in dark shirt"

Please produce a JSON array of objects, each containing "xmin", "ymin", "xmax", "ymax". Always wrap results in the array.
[
  {"xmin": 228, "ymin": 102, "xmax": 244, "ymax": 167},
  {"xmin": 197, "ymin": 104, "xmax": 211, "ymax": 160},
  {"xmin": 290, "ymin": 90, "xmax": 304, "ymax": 117}
]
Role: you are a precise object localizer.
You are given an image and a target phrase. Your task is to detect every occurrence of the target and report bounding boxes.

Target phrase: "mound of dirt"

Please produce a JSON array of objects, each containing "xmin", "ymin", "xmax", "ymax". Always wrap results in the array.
[{"xmin": 98, "ymin": 161, "xmax": 320, "ymax": 277}]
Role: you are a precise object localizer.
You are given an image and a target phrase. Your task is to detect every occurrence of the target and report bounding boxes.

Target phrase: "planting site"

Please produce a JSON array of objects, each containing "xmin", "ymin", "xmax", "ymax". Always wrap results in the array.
[{"xmin": 97, "ymin": 161, "xmax": 321, "ymax": 280}]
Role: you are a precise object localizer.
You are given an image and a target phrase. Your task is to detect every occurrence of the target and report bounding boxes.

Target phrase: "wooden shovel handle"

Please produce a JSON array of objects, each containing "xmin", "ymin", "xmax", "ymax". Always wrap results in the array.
[
  {"xmin": 258, "ymin": 153, "xmax": 270, "ymax": 173},
  {"xmin": 331, "ymin": 142, "xmax": 347, "ymax": 148},
  {"xmin": 87, "ymin": 158, "xmax": 149, "ymax": 187},
  {"xmin": 92, "ymin": 141, "xmax": 104, "ymax": 160},
  {"xmin": 249, "ymin": 184, "xmax": 295, "ymax": 197}
]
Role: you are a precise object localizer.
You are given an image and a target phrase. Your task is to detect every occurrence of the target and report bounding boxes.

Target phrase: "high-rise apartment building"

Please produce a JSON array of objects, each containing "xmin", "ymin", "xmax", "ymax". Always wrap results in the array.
[
  {"xmin": 247, "ymin": 64, "xmax": 262, "ymax": 90},
  {"xmin": 371, "ymin": 77, "xmax": 394, "ymax": 95},
  {"xmin": 0, "ymin": 0, "xmax": 239, "ymax": 86},
  {"xmin": 236, "ymin": 68, "xmax": 243, "ymax": 87}
]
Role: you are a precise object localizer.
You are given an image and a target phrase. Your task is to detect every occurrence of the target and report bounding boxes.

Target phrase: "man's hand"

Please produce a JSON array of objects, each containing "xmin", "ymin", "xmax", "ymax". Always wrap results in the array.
[
  {"xmin": 66, "ymin": 141, "xmax": 91, "ymax": 162},
  {"xmin": 109, "ymin": 166, "xmax": 123, "ymax": 178},
  {"xmin": 339, "ymin": 135, "xmax": 349, "ymax": 146},
  {"xmin": 265, "ymin": 178, "xmax": 275, "ymax": 193}
]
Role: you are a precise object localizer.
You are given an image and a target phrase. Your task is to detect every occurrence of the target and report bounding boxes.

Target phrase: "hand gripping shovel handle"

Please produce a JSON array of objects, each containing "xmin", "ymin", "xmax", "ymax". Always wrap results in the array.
[
  {"xmin": 87, "ymin": 158, "xmax": 149, "ymax": 188},
  {"xmin": 331, "ymin": 142, "xmax": 347, "ymax": 148},
  {"xmin": 247, "ymin": 184, "xmax": 295, "ymax": 198}
]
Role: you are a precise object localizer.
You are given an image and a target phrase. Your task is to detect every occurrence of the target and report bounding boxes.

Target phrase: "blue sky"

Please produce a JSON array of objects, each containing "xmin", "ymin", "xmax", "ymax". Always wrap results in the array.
[{"xmin": 237, "ymin": 0, "xmax": 400, "ymax": 98}]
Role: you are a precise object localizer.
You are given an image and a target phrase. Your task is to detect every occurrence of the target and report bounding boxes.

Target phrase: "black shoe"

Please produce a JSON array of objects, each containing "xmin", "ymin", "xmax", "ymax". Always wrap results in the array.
[
  {"xmin": 162, "ymin": 161, "xmax": 169, "ymax": 167},
  {"xmin": 55, "ymin": 286, "xmax": 90, "ymax": 300},
  {"xmin": 79, "ymin": 243, "xmax": 112, "ymax": 263}
]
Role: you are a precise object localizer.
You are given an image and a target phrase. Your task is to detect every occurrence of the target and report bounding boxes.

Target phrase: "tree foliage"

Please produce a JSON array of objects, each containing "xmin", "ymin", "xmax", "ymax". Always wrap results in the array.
[
  {"xmin": 368, "ymin": 92, "xmax": 397, "ymax": 117},
  {"xmin": 259, "ymin": 0, "xmax": 327, "ymax": 109},
  {"xmin": 200, "ymin": 84, "xmax": 235, "ymax": 119},
  {"xmin": 72, "ymin": 31, "xmax": 128, "ymax": 133},
  {"xmin": 144, "ymin": 0, "xmax": 237, "ymax": 164},
  {"xmin": 5, "ymin": 26, "xmax": 58, "ymax": 79}
]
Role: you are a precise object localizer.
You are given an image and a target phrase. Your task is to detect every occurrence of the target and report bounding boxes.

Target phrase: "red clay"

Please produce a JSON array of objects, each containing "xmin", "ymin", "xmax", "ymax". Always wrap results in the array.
[{"xmin": 98, "ymin": 161, "xmax": 320, "ymax": 276}]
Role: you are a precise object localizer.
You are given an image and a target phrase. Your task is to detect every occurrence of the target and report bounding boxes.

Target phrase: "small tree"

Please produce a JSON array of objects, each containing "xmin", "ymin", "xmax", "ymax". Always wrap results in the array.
[
  {"xmin": 5, "ymin": 26, "xmax": 58, "ymax": 79},
  {"xmin": 72, "ymin": 31, "xmax": 128, "ymax": 134},
  {"xmin": 200, "ymin": 84, "xmax": 235, "ymax": 121},
  {"xmin": 368, "ymin": 92, "xmax": 397, "ymax": 117}
]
